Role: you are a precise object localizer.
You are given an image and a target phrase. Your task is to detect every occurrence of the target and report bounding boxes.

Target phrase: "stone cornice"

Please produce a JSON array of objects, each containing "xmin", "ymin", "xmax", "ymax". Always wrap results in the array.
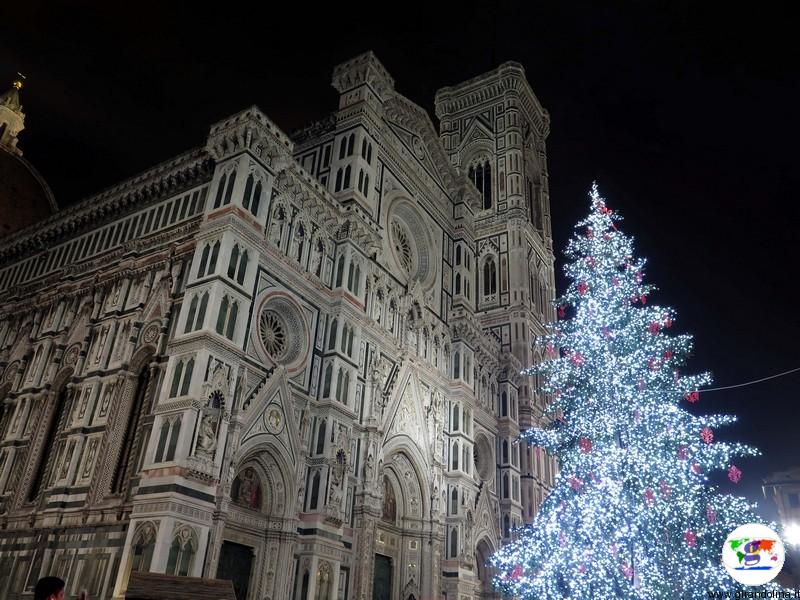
[
  {"xmin": 206, "ymin": 105, "xmax": 293, "ymax": 165},
  {"xmin": 0, "ymin": 148, "xmax": 213, "ymax": 262},
  {"xmin": 434, "ymin": 61, "xmax": 550, "ymax": 138}
]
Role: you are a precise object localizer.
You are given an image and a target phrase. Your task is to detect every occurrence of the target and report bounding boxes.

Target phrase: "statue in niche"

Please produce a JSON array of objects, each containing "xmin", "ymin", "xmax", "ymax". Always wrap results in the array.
[
  {"xmin": 310, "ymin": 239, "xmax": 324, "ymax": 276},
  {"xmin": 363, "ymin": 452, "xmax": 374, "ymax": 482},
  {"xmin": 268, "ymin": 206, "xmax": 285, "ymax": 247},
  {"xmin": 316, "ymin": 561, "xmax": 331, "ymax": 600},
  {"xmin": 196, "ymin": 413, "xmax": 219, "ymax": 459},
  {"xmin": 382, "ymin": 475, "xmax": 397, "ymax": 522},
  {"xmin": 231, "ymin": 467, "xmax": 261, "ymax": 510}
]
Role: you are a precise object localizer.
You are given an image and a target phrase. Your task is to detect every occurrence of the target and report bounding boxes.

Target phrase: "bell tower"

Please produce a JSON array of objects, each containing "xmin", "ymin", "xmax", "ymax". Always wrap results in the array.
[{"xmin": 436, "ymin": 63, "xmax": 558, "ymax": 536}]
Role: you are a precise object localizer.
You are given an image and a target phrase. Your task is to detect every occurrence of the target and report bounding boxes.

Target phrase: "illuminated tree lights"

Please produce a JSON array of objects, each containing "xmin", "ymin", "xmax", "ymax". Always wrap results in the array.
[{"xmin": 491, "ymin": 185, "xmax": 772, "ymax": 598}]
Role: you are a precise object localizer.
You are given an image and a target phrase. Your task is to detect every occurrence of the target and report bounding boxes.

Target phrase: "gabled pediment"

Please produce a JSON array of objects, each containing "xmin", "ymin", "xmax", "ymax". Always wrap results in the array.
[
  {"xmin": 238, "ymin": 366, "xmax": 300, "ymax": 463},
  {"xmin": 382, "ymin": 367, "xmax": 432, "ymax": 465}
]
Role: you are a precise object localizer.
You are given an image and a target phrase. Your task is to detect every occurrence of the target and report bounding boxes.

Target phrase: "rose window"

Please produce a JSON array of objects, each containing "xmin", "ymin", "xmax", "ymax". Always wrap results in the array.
[
  {"xmin": 386, "ymin": 200, "xmax": 433, "ymax": 286},
  {"xmin": 259, "ymin": 310, "xmax": 286, "ymax": 358},
  {"xmin": 390, "ymin": 219, "xmax": 415, "ymax": 275},
  {"xmin": 255, "ymin": 295, "xmax": 307, "ymax": 369}
]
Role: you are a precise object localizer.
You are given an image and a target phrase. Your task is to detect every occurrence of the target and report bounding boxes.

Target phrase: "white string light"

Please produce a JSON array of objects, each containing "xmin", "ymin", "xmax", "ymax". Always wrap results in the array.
[{"xmin": 491, "ymin": 184, "xmax": 781, "ymax": 598}]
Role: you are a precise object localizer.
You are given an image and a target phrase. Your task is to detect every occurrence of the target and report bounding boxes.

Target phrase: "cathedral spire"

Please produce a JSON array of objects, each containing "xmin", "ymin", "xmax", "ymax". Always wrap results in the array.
[{"xmin": 0, "ymin": 74, "xmax": 27, "ymax": 155}]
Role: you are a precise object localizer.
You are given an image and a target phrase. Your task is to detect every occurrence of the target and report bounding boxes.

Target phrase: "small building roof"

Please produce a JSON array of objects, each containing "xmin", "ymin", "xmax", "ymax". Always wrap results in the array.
[{"xmin": 124, "ymin": 572, "xmax": 237, "ymax": 600}]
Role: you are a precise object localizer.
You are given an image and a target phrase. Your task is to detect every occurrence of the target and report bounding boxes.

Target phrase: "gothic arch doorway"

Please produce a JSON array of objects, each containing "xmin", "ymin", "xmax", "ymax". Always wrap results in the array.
[
  {"xmin": 218, "ymin": 444, "xmax": 295, "ymax": 600},
  {"xmin": 475, "ymin": 538, "xmax": 500, "ymax": 599},
  {"xmin": 373, "ymin": 449, "xmax": 427, "ymax": 600}
]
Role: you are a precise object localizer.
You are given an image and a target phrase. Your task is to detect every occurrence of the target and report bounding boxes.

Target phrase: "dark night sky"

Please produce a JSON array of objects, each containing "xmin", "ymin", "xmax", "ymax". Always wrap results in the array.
[{"xmin": 3, "ymin": 2, "xmax": 799, "ymax": 520}]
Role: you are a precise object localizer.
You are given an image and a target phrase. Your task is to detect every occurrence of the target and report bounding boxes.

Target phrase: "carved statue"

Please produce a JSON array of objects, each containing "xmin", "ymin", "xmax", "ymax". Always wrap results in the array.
[
  {"xmin": 196, "ymin": 413, "xmax": 218, "ymax": 459},
  {"xmin": 310, "ymin": 242, "xmax": 323, "ymax": 277},
  {"xmin": 363, "ymin": 452, "xmax": 374, "ymax": 482},
  {"xmin": 382, "ymin": 475, "xmax": 396, "ymax": 522}
]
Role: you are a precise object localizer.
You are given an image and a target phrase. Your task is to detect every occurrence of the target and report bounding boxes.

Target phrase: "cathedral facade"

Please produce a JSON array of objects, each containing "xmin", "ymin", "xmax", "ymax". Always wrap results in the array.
[{"xmin": 0, "ymin": 53, "xmax": 556, "ymax": 599}]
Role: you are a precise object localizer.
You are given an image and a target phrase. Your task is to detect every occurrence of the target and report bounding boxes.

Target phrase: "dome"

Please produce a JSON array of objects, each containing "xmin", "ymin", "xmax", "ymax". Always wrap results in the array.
[
  {"xmin": 0, "ymin": 145, "xmax": 56, "ymax": 237},
  {"xmin": 0, "ymin": 79, "xmax": 57, "ymax": 238}
]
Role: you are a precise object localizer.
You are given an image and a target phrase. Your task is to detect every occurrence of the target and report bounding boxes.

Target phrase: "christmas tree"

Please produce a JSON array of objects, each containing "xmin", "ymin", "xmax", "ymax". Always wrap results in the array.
[{"xmin": 491, "ymin": 185, "xmax": 771, "ymax": 598}]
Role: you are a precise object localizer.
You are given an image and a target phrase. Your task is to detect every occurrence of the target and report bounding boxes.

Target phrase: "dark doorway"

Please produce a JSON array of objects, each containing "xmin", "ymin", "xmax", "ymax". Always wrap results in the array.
[
  {"xmin": 372, "ymin": 554, "xmax": 392, "ymax": 600},
  {"xmin": 217, "ymin": 541, "xmax": 253, "ymax": 600}
]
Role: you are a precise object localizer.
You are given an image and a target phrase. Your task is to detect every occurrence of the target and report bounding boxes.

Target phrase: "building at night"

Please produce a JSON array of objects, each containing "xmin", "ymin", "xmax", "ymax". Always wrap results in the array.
[{"xmin": 0, "ymin": 53, "xmax": 556, "ymax": 599}]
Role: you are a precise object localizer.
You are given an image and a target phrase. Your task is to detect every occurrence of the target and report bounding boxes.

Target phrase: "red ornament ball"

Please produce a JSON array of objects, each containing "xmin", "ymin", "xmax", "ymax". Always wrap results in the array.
[
  {"xmin": 684, "ymin": 529, "xmax": 697, "ymax": 547},
  {"xmin": 700, "ymin": 426, "xmax": 714, "ymax": 444},
  {"xmin": 577, "ymin": 281, "xmax": 589, "ymax": 295},
  {"xmin": 684, "ymin": 391, "xmax": 700, "ymax": 403},
  {"xmin": 579, "ymin": 437, "xmax": 593, "ymax": 454}
]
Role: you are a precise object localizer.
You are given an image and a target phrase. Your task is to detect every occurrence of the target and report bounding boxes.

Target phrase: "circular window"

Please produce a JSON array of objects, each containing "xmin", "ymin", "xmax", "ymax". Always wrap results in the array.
[
  {"xmin": 259, "ymin": 310, "xmax": 287, "ymax": 358},
  {"xmin": 390, "ymin": 218, "xmax": 417, "ymax": 275},
  {"xmin": 386, "ymin": 200, "xmax": 433, "ymax": 286},
  {"xmin": 474, "ymin": 436, "xmax": 493, "ymax": 481},
  {"xmin": 256, "ymin": 295, "xmax": 308, "ymax": 369}
]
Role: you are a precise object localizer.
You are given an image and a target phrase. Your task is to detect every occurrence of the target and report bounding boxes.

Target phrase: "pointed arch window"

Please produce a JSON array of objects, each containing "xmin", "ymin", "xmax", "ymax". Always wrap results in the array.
[
  {"xmin": 450, "ymin": 488, "xmax": 458, "ymax": 515},
  {"xmin": 236, "ymin": 250, "xmax": 248, "ymax": 285},
  {"xmin": 215, "ymin": 296, "xmax": 238, "ymax": 340},
  {"xmin": 353, "ymin": 264, "xmax": 361, "ymax": 296},
  {"xmin": 322, "ymin": 364, "xmax": 333, "ymax": 398},
  {"xmin": 343, "ymin": 165, "xmax": 351, "ymax": 189},
  {"xmin": 169, "ymin": 357, "xmax": 194, "ymax": 398},
  {"xmin": 309, "ymin": 471, "xmax": 321, "ymax": 510},
  {"xmin": 449, "ymin": 527, "xmax": 458, "ymax": 558},
  {"xmin": 208, "ymin": 241, "xmax": 221, "ymax": 274},
  {"xmin": 130, "ymin": 527, "xmax": 156, "ymax": 573},
  {"xmin": 347, "ymin": 134, "xmax": 355, "ymax": 156},
  {"xmin": 227, "ymin": 245, "xmax": 240, "ymax": 280},
  {"xmin": 197, "ymin": 244, "xmax": 210, "ymax": 277},
  {"xmin": 335, "ymin": 369, "xmax": 344, "ymax": 402},
  {"xmin": 242, "ymin": 174, "xmax": 254, "ymax": 211},
  {"xmin": 251, "ymin": 181, "xmax": 262, "ymax": 216},
  {"xmin": 335, "ymin": 256, "xmax": 345, "ymax": 288},
  {"xmin": 315, "ymin": 421, "xmax": 326, "ymax": 455},
  {"xmin": 166, "ymin": 531, "xmax": 196, "ymax": 577},
  {"xmin": 223, "ymin": 170, "xmax": 236, "ymax": 205},
  {"xmin": 501, "ymin": 391, "xmax": 508, "ymax": 417},
  {"xmin": 213, "ymin": 173, "xmax": 228, "ymax": 209},
  {"xmin": 328, "ymin": 318, "xmax": 338, "ymax": 350},
  {"xmin": 455, "ymin": 273, "xmax": 461, "ymax": 296},
  {"xmin": 483, "ymin": 256, "xmax": 497, "ymax": 296},
  {"xmin": 183, "ymin": 296, "xmax": 198, "ymax": 334},
  {"xmin": 154, "ymin": 416, "xmax": 181, "ymax": 462},
  {"xmin": 453, "ymin": 351, "xmax": 460, "ymax": 380},
  {"xmin": 468, "ymin": 161, "xmax": 493, "ymax": 210}
]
